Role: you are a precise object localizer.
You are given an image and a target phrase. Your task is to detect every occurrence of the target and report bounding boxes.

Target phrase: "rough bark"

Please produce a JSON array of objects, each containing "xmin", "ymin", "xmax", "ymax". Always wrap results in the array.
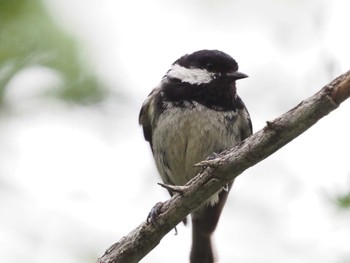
[{"xmin": 97, "ymin": 70, "xmax": 350, "ymax": 263}]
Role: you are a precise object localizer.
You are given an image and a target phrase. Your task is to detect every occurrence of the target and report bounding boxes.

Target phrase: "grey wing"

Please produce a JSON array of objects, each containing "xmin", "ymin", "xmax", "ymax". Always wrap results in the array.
[
  {"xmin": 242, "ymin": 109, "xmax": 253, "ymax": 139},
  {"xmin": 139, "ymin": 87, "xmax": 161, "ymax": 150},
  {"xmin": 139, "ymin": 87, "xmax": 178, "ymax": 193},
  {"xmin": 139, "ymin": 102, "xmax": 153, "ymax": 147},
  {"xmin": 236, "ymin": 96, "xmax": 253, "ymax": 139}
]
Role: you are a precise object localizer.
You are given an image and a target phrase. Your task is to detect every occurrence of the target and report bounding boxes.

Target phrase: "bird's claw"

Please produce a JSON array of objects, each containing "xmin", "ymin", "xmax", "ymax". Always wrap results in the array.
[
  {"xmin": 147, "ymin": 201, "xmax": 178, "ymax": 235},
  {"xmin": 207, "ymin": 152, "xmax": 221, "ymax": 160},
  {"xmin": 147, "ymin": 202, "xmax": 164, "ymax": 227}
]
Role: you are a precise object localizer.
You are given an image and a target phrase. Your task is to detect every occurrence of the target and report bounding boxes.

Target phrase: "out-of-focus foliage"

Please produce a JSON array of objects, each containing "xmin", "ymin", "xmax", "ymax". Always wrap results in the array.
[
  {"xmin": 328, "ymin": 176, "xmax": 350, "ymax": 210},
  {"xmin": 0, "ymin": 0, "xmax": 107, "ymax": 106},
  {"xmin": 335, "ymin": 189, "xmax": 350, "ymax": 209}
]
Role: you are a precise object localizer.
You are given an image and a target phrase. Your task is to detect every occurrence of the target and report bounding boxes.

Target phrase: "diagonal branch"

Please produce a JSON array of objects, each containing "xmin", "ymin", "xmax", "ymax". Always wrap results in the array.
[{"xmin": 96, "ymin": 70, "xmax": 350, "ymax": 263}]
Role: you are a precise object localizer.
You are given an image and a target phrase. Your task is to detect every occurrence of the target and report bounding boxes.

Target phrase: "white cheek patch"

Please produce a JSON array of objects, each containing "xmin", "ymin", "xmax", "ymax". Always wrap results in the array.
[{"xmin": 167, "ymin": 64, "xmax": 214, "ymax": 85}]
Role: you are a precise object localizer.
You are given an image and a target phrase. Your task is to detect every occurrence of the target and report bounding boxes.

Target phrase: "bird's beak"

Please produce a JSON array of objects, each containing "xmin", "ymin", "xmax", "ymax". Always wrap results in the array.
[{"xmin": 227, "ymin": 71, "xmax": 248, "ymax": 80}]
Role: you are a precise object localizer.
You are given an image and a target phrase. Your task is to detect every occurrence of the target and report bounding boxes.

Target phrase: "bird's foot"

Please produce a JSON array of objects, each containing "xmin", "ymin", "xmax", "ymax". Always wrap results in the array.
[
  {"xmin": 147, "ymin": 202, "xmax": 164, "ymax": 227},
  {"xmin": 147, "ymin": 201, "xmax": 179, "ymax": 235},
  {"xmin": 193, "ymin": 151, "xmax": 223, "ymax": 168},
  {"xmin": 207, "ymin": 152, "xmax": 221, "ymax": 160}
]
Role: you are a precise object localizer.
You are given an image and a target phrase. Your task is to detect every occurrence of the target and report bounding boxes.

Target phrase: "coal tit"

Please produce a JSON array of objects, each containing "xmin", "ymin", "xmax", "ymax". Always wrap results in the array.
[{"xmin": 139, "ymin": 50, "xmax": 252, "ymax": 263}]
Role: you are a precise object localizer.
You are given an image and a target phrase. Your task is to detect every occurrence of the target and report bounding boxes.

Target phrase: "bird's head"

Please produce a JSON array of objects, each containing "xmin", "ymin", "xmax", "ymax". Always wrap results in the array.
[{"xmin": 166, "ymin": 49, "xmax": 248, "ymax": 85}]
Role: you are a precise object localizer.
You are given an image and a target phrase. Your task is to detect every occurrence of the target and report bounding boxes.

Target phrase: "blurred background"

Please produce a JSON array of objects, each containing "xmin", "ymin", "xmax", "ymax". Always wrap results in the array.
[{"xmin": 1, "ymin": 0, "xmax": 350, "ymax": 262}]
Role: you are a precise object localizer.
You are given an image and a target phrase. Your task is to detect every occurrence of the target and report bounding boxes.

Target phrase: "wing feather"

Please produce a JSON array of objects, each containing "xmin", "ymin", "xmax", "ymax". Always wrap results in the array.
[{"xmin": 139, "ymin": 87, "xmax": 162, "ymax": 149}]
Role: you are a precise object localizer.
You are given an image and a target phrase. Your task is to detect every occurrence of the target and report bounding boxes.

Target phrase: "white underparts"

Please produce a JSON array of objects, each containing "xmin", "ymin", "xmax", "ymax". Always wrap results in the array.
[
  {"xmin": 167, "ymin": 64, "xmax": 215, "ymax": 85},
  {"xmin": 207, "ymin": 190, "xmax": 221, "ymax": 206}
]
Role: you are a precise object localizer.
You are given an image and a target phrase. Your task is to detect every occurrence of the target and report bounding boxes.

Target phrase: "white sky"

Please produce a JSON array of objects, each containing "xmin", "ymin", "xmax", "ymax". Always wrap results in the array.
[{"xmin": 1, "ymin": 0, "xmax": 350, "ymax": 263}]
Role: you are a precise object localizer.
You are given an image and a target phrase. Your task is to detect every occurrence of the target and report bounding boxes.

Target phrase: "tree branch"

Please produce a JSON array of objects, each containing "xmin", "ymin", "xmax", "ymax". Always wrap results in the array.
[{"xmin": 96, "ymin": 70, "xmax": 350, "ymax": 263}]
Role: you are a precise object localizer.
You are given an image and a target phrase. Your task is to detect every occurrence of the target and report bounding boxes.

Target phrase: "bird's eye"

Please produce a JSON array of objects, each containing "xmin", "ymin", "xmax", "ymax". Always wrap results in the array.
[{"xmin": 206, "ymin": 62, "xmax": 214, "ymax": 70}]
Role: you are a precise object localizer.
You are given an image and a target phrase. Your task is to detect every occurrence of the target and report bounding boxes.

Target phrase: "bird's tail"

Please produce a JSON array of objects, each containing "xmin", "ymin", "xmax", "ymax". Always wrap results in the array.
[
  {"xmin": 190, "ymin": 218, "xmax": 215, "ymax": 263},
  {"xmin": 190, "ymin": 180, "xmax": 234, "ymax": 263}
]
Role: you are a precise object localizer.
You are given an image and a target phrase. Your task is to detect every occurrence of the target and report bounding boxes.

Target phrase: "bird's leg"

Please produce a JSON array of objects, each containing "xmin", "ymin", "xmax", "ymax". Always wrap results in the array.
[
  {"xmin": 147, "ymin": 201, "xmax": 179, "ymax": 235},
  {"xmin": 147, "ymin": 202, "xmax": 164, "ymax": 227},
  {"xmin": 207, "ymin": 152, "xmax": 221, "ymax": 160}
]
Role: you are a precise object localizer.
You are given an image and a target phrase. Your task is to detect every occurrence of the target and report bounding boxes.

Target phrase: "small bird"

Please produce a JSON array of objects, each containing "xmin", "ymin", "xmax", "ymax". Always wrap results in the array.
[{"xmin": 139, "ymin": 50, "xmax": 252, "ymax": 263}]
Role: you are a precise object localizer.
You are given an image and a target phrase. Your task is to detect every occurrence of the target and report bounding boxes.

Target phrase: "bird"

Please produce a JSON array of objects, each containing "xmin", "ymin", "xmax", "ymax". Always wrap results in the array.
[{"xmin": 139, "ymin": 49, "xmax": 252, "ymax": 263}]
